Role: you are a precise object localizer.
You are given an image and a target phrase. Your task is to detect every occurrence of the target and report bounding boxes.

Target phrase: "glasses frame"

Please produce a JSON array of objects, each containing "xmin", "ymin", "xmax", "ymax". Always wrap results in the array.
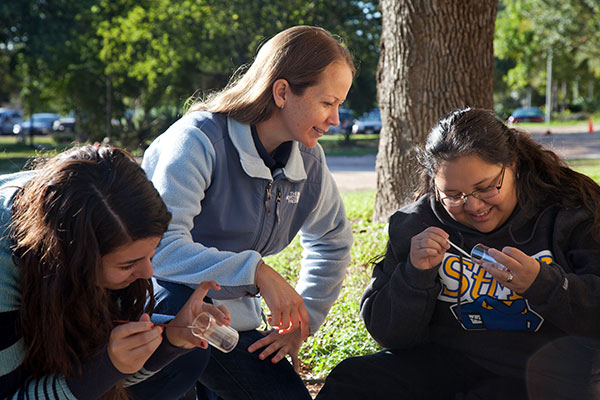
[{"xmin": 436, "ymin": 166, "xmax": 506, "ymax": 207}]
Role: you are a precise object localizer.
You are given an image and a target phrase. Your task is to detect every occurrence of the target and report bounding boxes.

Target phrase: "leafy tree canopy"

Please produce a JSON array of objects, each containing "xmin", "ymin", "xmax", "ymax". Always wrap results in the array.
[
  {"xmin": 495, "ymin": 0, "xmax": 600, "ymax": 94},
  {"xmin": 1, "ymin": 0, "xmax": 381, "ymax": 146}
]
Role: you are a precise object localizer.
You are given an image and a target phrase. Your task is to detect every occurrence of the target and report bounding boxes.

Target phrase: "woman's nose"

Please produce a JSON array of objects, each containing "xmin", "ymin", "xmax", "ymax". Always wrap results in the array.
[
  {"xmin": 463, "ymin": 195, "xmax": 486, "ymax": 211},
  {"xmin": 328, "ymin": 107, "xmax": 340, "ymax": 127},
  {"xmin": 135, "ymin": 259, "xmax": 154, "ymax": 280}
]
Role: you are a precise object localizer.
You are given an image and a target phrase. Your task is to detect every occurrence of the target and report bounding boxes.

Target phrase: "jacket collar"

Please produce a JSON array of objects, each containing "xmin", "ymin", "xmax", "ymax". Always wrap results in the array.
[{"xmin": 228, "ymin": 117, "xmax": 307, "ymax": 182}]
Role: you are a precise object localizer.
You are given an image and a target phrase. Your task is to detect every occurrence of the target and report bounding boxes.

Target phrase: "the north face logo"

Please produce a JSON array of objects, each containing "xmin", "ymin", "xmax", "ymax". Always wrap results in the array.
[{"xmin": 286, "ymin": 191, "xmax": 300, "ymax": 203}]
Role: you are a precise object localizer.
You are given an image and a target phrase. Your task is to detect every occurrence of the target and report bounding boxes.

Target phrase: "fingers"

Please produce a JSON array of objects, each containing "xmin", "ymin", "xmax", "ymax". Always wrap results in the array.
[
  {"xmin": 291, "ymin": 351, "xmax": 300, "ymax": 373},
  {"xmin": 108, "ymin": 318, "xmax": 164, "ymax": 374},
  {"xmin": 279, "ymin": 311, "xmax": 299, "ymax": 335},
  {"xmin": 188, "ymin": 280, "xmax": 221, "ymax": 306},
  {"xmin": 259, "ymin": 340, "xmax": 284, "ymax": 362},
  {"xmin": 269, "ymin": 311, "xmax": 284, "ymax": 332},
  {"xmin": 247, "ymin": 329, "xmax": 303, "ymax": 369},
  {"xmin": 247, "ymin": 330, "xmax": 278, "ymax": 355},
  {"xmin": 168, "ymin": 280, "xmax": 225, "ymax": 349},
  {"xmin": 268, "ymin": 300, "xmax": 307, "ymax": 335},
  {"xmin": 410, "ymin": 227, "xmax": 450, "ymax": 270},
  {"xmin": 123, "ymin": 331, "xmax": 163, "ymax": 358},
  {"xmin": 425, "ymin": 226, "xmax": 450, "ymax": 240},
  {"xmin": 139, "ymin": 313, "xmax": 151, "ymax": 322},
  {"xmin": 256, "ymin": 263, "xmax": 308, "ymax": 335},
  {"xmin": 298, "ymin": 309, "xmax": 310, "ymax": 341},
  {"xmin": 186, "ymin": 336, "xmax": 209, "ymax": 350},
  {"xmin": 112, "ymin": 314, "xmax": 155, "ymax": 339},
  {"xmin": 416, "ymin": 229, "xmax": 450, "ymax": 251},
  {"xmin": 201, "ymin": 303, "xmax": 231, "ymax": 326},
  {"xmin": 485, "ymin": 247, "xmax": 540, "ymax": 292},
  {"xmin": 217, "ymin": 304, "xmax": 231, "ymax": 321}
]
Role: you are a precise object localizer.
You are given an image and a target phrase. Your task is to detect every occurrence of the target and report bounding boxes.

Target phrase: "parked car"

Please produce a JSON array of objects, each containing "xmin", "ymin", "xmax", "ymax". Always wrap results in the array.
[
  {"xmin": 507, "ymin": 107, "xmax": 544, "ymax": 123},
  {"xmin": 328, "ymin": 108, "xmax": 354, "ymax": 134},
  {"xmin": 352, "ymin": 108, "xmax": 381, "ymax": 134},
  {"xmin": 0, "ymin": 108, "xmax": 23, "ymax": 135},
  {"xmin": 53, "ymin": 116, "xmax": 76, "ymax": 132},
  {"xmin": 13, "ymin": 113, "xmax": 61, "ymax": 136}
]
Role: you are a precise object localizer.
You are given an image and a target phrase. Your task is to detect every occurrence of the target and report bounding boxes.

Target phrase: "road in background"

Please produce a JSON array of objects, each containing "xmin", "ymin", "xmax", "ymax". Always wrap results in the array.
[{"xmin": 327, "ymin": 123, "xmax": 600, "ymax": 192}]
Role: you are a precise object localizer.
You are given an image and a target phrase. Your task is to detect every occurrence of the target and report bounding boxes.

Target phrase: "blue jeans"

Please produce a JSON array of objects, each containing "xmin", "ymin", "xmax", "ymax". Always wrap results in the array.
[
  {"xmin": 127, "ymin": 347, "xmax": 210, "ymax": 400},
  {"xmin": 154, "ymin": 279, "xmax": 312, "ymax": 400}
]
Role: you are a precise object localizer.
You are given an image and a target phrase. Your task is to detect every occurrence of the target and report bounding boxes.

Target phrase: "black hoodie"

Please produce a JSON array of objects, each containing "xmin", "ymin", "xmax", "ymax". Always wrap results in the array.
[{"xmin": 361, "ymin": 194, "xmax": 600, "ymax": 378}]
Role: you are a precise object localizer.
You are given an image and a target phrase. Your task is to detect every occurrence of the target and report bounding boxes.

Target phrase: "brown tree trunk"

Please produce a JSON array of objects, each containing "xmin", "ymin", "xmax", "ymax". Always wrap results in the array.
[{"xmin": 374, "ymin": 0, "xmax": 497, "ymax": 223}]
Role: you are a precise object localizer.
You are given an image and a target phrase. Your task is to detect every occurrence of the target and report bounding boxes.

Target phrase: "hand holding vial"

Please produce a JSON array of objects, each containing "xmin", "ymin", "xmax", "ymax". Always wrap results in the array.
[
  {"xmin": 190, "ymin": 312, "xmax": 239, "ymax": 353},
  {"xmin": 470, "ymin": 244, "xmax": 509, "ymax": 272}
]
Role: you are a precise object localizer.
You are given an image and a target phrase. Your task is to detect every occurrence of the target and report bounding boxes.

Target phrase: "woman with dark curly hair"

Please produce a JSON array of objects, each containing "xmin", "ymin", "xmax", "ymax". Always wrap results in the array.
[
  {"xmin": 318, "ymin": 108, "xmax": 600, "ymax": 399},
  {"xmin": 0, "ymin": 145, "xmax": 230, "ymax": 399}
]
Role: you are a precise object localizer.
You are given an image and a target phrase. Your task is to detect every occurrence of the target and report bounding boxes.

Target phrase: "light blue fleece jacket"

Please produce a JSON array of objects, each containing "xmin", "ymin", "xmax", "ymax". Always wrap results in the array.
[{"xmin": 142, "ymin": 111, "xmax": 353, "ymax": 333}]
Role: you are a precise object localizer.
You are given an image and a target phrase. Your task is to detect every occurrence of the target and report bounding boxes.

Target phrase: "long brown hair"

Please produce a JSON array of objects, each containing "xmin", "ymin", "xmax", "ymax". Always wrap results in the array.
[
  {"xmin": 11, "ymin": 145, "xmax": 171, "ymax": 397},
  {"xmin": 417, "ymin": 108, "xmax": 600, "ymax": 241},
  {"xmin": 188, "ymin": 25, "xmax": 355, "ymax": 125}
]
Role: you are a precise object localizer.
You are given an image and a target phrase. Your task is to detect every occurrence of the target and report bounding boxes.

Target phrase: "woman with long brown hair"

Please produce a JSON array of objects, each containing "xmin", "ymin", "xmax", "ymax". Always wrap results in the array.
[
  {"xmin": 318, "ymin": 108, "xmax": 600, "ymax": 399},
  {"xmin": 1, "ymin": 145, "xmax": 230, "ymax": 399},
  {"xmin": 141, "ymin": 25, "xmax": 355, "ymax": 399}
]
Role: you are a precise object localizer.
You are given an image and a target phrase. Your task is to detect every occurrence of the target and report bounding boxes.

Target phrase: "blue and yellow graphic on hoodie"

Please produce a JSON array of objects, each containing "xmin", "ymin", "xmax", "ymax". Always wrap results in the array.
[{"xmin": 437, "ymin": 250, "xmax": 553, "ymax": 332}]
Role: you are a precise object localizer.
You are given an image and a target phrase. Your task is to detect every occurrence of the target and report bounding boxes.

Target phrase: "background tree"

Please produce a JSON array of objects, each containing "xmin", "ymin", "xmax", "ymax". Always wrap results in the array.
[
  {"xmin": 1, "ymin": 0, "xmax": 114, "ymax": 141},
  {"xmin": 495, "ymin": 0, "xmax": 600, "ymax": 114},
  {"xmin": 97, "ymin": 0, "xmax": 381, "ymax": 146},
  {"xmin": 1, "ymin": 0, "xmax": 380, "ymax": 147},
  {"xmin": 373, "ymin": 0, "xmax": 497, "ymax": 223}
]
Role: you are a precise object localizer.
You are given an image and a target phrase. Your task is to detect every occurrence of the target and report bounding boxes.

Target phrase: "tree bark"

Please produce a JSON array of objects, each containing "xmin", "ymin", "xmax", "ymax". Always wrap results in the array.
[{"xmin": 374, "ymin": 0, "xmax": 497, "ymax": 223}]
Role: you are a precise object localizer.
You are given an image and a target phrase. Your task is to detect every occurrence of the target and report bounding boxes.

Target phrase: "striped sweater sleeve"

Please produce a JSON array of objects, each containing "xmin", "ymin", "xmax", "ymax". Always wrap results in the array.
[{"xmin": 1, "ymin": 174, "xmax": 190, "ymax": 399}]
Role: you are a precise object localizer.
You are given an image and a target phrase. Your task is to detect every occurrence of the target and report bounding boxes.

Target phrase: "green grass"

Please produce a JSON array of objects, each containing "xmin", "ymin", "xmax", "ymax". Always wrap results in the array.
[
  {"xmin": 0, "ymin": 134, "xmax": 380, "ymax": 173},
  {"xmin": 267, "ymin": 161, "xmax": 600, "ymax": 380},
  {"xmin": 265, "ymin": 190, "xmax": 387, "ymax": 379},
  {"xmin": 0, "ymin": 136, "xmax": 65, "ymax": 173},
  {"xmin": 568, "ymin": 159, "xmax": 600, "ymax": 182}
]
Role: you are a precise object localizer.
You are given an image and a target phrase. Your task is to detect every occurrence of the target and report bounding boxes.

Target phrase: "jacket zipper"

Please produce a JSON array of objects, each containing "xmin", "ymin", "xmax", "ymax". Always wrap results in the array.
[
  {"xmin": 259, "ymin": 187, "xmax": 282, "ymax": 254},
  {"xmin": 249, "ymin": 181, "xmax": 272, "ymax": 250},
  {"xmin": 265, "ymin": 182, "xmax": 272, "ymax": 216},
  {"xmin": 275, "ymin": 189, "xmax": 281, "ymax": 226}
]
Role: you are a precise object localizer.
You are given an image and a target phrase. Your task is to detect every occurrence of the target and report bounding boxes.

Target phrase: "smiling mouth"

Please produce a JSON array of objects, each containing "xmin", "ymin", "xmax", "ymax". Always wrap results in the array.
[
  {"xmin": 471, "ymin": 208, "xmax": 492, "ymax": 218},
  {"xmin": 314, "ymin": 127, "xmax": 325, "ymax": 135}
]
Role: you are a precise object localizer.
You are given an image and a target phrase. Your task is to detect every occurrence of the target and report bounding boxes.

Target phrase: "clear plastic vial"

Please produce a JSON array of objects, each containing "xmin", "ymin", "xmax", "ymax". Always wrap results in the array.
[
  {"xmin": 470, "ymin": 244, "xmax": 509, "ymax": 272},
  {"xmin": 190, "ymin": 312, "xmax": 239, "ymax": 353}
]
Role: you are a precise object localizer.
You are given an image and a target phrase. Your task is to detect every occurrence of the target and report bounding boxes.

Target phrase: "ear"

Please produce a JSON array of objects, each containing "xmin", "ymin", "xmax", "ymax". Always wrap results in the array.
[{"xmin": 272, "ymin": 79, "xmax": 289, "ymax": 109}]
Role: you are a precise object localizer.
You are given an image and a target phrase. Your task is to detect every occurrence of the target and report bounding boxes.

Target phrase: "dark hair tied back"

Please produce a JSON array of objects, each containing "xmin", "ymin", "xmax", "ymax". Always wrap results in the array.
[{"xmin": 416, "ymin": 108, "xmax": 600, "ymax": 241}]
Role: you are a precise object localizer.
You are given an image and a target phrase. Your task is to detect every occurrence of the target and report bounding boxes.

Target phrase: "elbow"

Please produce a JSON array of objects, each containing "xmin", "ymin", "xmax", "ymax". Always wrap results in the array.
[{"xmin": 361, "ymin": 301, "xmax": 421, "ymax": 350}]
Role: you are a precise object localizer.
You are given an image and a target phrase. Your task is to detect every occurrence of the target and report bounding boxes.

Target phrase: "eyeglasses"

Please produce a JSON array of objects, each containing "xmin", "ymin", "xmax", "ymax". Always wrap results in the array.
[{"xmin": 436, "ymin": 166, "xmax": 506, "ymax": 207}]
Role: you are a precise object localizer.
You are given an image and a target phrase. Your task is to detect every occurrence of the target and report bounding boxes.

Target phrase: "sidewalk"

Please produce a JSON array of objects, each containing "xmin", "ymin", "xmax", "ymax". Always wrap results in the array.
[
  {"xmin": 327, "ymin": 123, "xmax": 600, "ymax": 192},
  {"xmin": 525, "ymin": 123, "xmax": 600, "ymax": 160}
]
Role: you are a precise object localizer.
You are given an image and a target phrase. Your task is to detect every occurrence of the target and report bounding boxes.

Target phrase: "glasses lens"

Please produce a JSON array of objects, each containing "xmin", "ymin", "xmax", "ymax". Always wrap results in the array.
[
  {"xmin": 472, "ymin": 187, "xmax": 499, "ymax": 200},
  {"xmin": 442, "ymin": 197, "xmax": 463, "ymax": 207}
]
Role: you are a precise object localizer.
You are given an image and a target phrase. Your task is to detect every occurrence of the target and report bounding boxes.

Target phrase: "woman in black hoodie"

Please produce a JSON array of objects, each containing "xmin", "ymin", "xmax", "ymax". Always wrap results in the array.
[{"xmin": 317, "ymin": 108, "xmax": 600, "ymax": 400}]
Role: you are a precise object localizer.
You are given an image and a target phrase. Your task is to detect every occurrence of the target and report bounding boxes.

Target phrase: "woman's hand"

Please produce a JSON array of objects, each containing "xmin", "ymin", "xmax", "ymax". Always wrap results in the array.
[
  {"xmin": 165, "ymin": 280, "xmax": 231, "ymax": 349},
  {"xmin": 484, "ymin": 247, "xmax": 541, "ymax": 293},
  {"xmin": 108, "ymin": 313, "xmax": 163, "ymax": 374},
  {"xmin": 409, "ymin": 227, "xmax": 451, "ymax": 270},
  {"xmin": 255, "ymin": 262, "xmax": 310, "ymax": 340},
  {"xmin": 247, "ymin": 328, "xmax": 304, "ymax": 372}
]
